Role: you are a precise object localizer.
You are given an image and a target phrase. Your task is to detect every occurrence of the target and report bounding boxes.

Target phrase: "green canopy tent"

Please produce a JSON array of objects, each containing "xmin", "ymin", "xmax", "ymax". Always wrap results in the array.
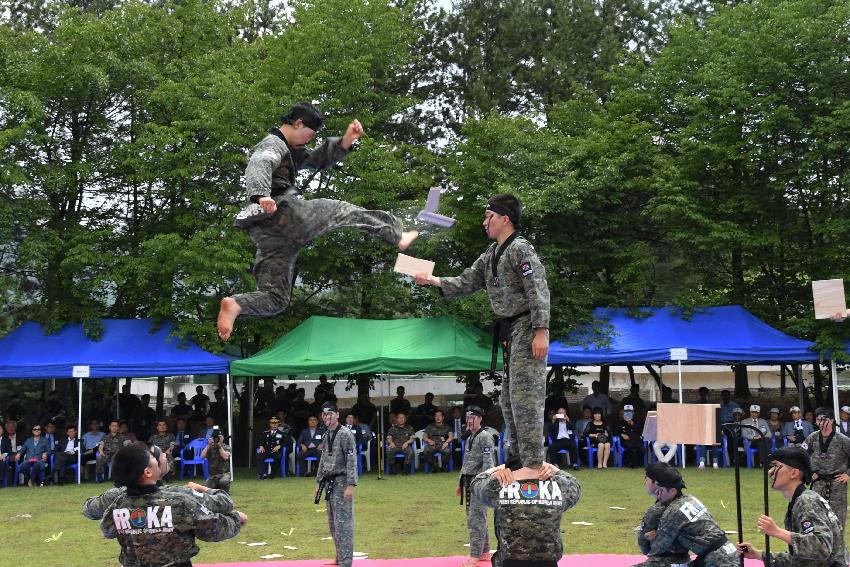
[
  {"xmin": 230, "ymin": 315, "xmax": 502, "ymax": 376},
  {"xmin": 230, "ymin": 315, "xmax": 502, "ymax": 475}
]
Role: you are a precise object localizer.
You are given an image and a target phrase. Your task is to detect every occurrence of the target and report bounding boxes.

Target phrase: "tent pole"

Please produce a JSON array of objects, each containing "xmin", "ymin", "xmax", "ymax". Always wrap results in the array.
[
  {"xmin": 77, "ymin": 378, "xmax": 83, "ymax": 484},
  {"xmin": 248, "ymin": 377, "xmax": 254, "ymax": 469},
  {"xmin": 226, "ymin": 373, "xmax": 234, "ymax": 480},
  {"xmin": 377, "ymin": 373, "xmax": 385, "ymax": 480},
  {"xmin": 678, "ymin": 360, "xmax": 686, "ymax": 469},
  {"xmin": 832, "ymin": 360, "xmax": 840, "ymax": 421}
]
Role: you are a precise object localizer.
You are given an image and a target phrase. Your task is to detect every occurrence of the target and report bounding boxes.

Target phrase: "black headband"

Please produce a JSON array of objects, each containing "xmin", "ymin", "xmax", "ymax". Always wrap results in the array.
[{"xmin": 486, "ymin": 202, "xmax": 513, "ymax": 219}]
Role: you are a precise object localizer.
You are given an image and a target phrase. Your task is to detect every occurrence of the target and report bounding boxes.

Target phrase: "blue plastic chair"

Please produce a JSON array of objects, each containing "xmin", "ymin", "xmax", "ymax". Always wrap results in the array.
[
  {"xmin": 745, "ymin": 436, "xmax": 774, "ymax": 469},
  {"xmin": 422, "ymin": 439, "xmax": 454, "ymax": 473},
  {"xmin": 546, "ymin": 435, "xmax": 576, "ymax": 467},
  {"xmin": 498, "ymin": 430, "xmax": 507, "ymax": 465},
  {"xmin": 296, "ymin": 444, "xmax": 320, "ymax": 477},
  {"xmin": 50, "ymin": 454, "xmax": 80, "ymax": 484},
  {"xmin": 180, "ymin": 438, "xmax": 209, "ymax": 480},
  {"xmin": 384, "ymin": 442, "xmax": 415, "ymax": 475}
]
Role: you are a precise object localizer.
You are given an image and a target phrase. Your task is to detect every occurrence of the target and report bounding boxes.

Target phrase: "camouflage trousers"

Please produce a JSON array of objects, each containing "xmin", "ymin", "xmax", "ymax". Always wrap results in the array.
[
  {"xmin": 96, "ymin": 450, "xmax": 117, "ymax": 475},
  {"xmin": 502, "ymin": 317, "xmax": 546, "ymax": 468},
  {"xmin": 234, "ymin": 194, "xmax": 403, "ymax": 317},
  {"xmin": 465, "ymin": 478, "xmax": 490, "ymax": 557},
  {"xmin": 205, "ymin": 472, "xmax": 232, "ymax": 493},
  {"xmin": 327, "ymin": 479, "xmax": 354, "ymax": 567},
  {"xmin": 812, "ymin": 477, "xmax": 847, "ymax": 536},
  {"xmin": 421, "ymin": 444, "xmax": 450, "ymax": 469},
  {"xmin": 629, "ymin": 559, "xmax": 690, "ymax": 567}
]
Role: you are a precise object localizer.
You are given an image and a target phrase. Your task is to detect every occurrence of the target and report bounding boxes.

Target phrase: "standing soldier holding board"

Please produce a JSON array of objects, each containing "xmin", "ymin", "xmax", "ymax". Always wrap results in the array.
[
  {"xmin": 314, "ymin": 402, "xmax": 358, "ymax": 567},
  {"xmin": 414, "ymin": 193, "xmax": 550, "ymax": 472},
  {"xmin": 801, "ymin": 406, "xmax": 850, "ymax": 540}
]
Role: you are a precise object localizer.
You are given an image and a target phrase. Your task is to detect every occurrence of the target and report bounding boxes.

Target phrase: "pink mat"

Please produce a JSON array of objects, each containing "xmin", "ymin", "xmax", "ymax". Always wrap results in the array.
[{"xmin": 197, "ymin": 555, "xmax": 763, "ymax": 566}]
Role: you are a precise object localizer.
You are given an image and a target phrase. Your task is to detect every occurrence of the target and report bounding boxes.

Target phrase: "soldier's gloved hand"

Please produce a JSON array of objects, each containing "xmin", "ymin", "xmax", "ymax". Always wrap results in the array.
[{"xmin": 258, "ymin": 196, "xmax": 277, "ymax": 214}]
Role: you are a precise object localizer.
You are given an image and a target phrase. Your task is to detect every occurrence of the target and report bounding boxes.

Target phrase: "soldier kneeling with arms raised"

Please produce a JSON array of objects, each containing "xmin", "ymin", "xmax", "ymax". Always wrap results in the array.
[
  {"xmin": 100, "ymin": 442, "xmax": 247, "ymax": 567},
  {"xmin": 738, "ymin": 446, "xmax": 847, "ymax": 567}
]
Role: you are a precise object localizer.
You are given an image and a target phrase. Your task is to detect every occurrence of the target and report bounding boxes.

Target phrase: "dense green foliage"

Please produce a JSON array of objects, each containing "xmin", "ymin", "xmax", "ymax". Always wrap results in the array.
[{"xmin": 2, "ymin": 0, "xmax": 850, "ymax": 398}]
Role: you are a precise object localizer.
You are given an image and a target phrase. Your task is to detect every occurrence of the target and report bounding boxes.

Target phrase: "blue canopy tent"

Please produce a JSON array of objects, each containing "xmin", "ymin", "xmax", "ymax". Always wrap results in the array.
[
  {"xmin": 548, "ymin": 305, "xmax": 825, "ymax": 414},
  {"xmin": 0, "ymin": 319, "xmax": 231, "ymax": 482}
]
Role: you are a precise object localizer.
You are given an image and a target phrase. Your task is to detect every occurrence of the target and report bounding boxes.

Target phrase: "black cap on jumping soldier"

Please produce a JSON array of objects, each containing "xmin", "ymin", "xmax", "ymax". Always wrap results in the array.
[
  {"xmin": 281, "ymin": 101, "xmax": 325, "ymax": 132},
  {"xmin": 486, "ymin": 194, "xmax": 522, "ymax": 228},
  {"xmin": 768, "ymin": 446, "xmax": 813, "ymax": 483},
  {"xmin": 645, "ymin": 462, "xmax": 686, "ymax": 490}
]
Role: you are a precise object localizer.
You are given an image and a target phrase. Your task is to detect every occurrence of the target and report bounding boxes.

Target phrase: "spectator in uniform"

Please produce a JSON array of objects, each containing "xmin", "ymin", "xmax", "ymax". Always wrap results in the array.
[
  {"xmin": 422, "ymin": 409, "xmax": 453, "ymax": 471},
  {"xmin": 386, "ymin": 411, "xmax": 416, "ymax": 474},
  {"xmin": 148, "ymin": 420, "xmax": 177, "ymax": 474},
  {"xmin": 97, "ymin": 420, "xmax": 128, "ymax": 482},
  {"xmin": 256, "ymin": 416, "xmax": 288, "ymax": 479},
  {"xmin": 202, "ymin": 426, "xmax": 232, "ymax": 492}
]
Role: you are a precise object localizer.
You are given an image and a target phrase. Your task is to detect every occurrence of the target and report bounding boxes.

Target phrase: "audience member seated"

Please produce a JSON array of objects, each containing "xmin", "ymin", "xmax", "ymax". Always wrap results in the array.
[
  {"xmin": 422, "ymin": 409, "xmax": 453, "ymax": 471},
  {"xmin": 584, "ymin": 407, "xmax": 611, "ymax": 469},
  {"xmin": 53, "ymin": 425, "xmax": 81, "ymax": 484},
  {"xmin": 81, "ymin": 419, "xmax": 104, "ymax": 465},
  {"xmin": 256, "ymin": 416, "xmax": 289, "ymax": 478},
  {"xmin": 170, "ymin": 392, "xmax": 192, "ymax": 420},
  {"xmin": 617, "ymin": 405, "xmax": 644, "ymax": 468},
  {"xmin": 148, "ymin": 419, "xmax": 177, "ymax": 473},
  {"xmin": 1, "ymin": 420, "xmax": 17, "ymax": 481},
  {"xmin": 581, "ymin": 381, "xmax": 613, "ymax": 417},
  {"xmin": 546, "ymin": 407, "xmax": 580, "ymax": 470},
  {"xmin": 297, "ymin": 416, "xmax": 325, "ymax": 474},
  {"xmin": 97, "ymin": 420, "xmax": 128, "ymax": 481},
  {"xmin": 173, "ymin": 417, "xmax": 191, "ymax": 456},
  {"xmin": 43, "ymin": 421, "xmax": 58, "ymax": 453},
  {"xmin": 190, "ymin": 385, "xmax": 211, "ymax": 418},
  {"xmin": 16, "ymin": 423, "xmax": 50, "ymax": 486},
  {"xmin": 386, "ymin": 411, "xmax": 416, "ymax": 474},
  {"xmin": 766, "ymin": 408, "xmax": 784, "ymax": 446},
  {"xmin": 389, "ymin": 386, "xmax": 411, "ymax": 416},
  {"xmin": 343, "ymin": 413, "xmax": 365, "ymax": 446},
  {"xmin": 741, "ymin": 404, "xmax": 769, "ymax": 465},
  {"xmin": 119, "ymin": 420, "xmax": 137, "ymax": 443},
  {"xmin": 783, "ymin": 406, "xmax": 812, "ymax": 447},
  {"xmin": 620, "ymin": 383, "xmax": 648, "ymax": 422},
  {"xmin": 574, "ymin": 406, "xmax": 593, "ymax": 443}
]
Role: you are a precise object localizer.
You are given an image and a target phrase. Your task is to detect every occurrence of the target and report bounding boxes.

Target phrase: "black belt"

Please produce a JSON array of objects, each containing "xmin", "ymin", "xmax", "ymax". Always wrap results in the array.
[
  {"xmin": 813, "ymin": 472, "xmax": 840, "ymax": 481},
  {"xmin": 503, "ymin": 559, "xmax": 558, "ymax": 567},
  {"xmin": 490, "ymin": 311, "xmax": 531, "ymax": 376}
]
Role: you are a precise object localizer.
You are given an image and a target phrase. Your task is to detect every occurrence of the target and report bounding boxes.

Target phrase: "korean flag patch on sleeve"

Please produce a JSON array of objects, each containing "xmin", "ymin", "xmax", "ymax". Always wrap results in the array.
[
  {"xmin": 801, "ymin": 520, "xmax": 815, "ymax": 534},
  {"xmin": 520, "ymin": 262, "xmax": 533, "ymax": 277}
]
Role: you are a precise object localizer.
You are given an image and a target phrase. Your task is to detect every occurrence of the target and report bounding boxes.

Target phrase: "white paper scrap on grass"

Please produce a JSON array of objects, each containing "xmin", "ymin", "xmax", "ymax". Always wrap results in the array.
[
  {"xmin": 246, "ymin": 542, "xmax": 268, "ymax": 547},
  {"xmin": 260, "ymin": 554, "xmax": 285, "ymax": 559},
  {"xmin": 609, "ymin": 506, "xmax": 627, "ymax": 510},
  {"xmin": 571, "ymin": 521, "xmax": 594, "ymax": 526},
  {"xmin": 321, "ymin": 537, "xmax": 334, "ymax": 540},
  {"xmin": 283, "ymin": 545, "xmax": 298, "ymax": 550},
  {"xmin": 394, "ymin": 253, "xmax": 435, "ymax": 277},
  {"xmin": 353, "ymin": 552, "xmax": 368, "ymax": 557},
  {"xmin": 315, "ymin": 508, "xmax": 326, "ymax": 513},
  {"xmin": 725, "ymin": 530, "xmax": 737, "ymax": 534}
]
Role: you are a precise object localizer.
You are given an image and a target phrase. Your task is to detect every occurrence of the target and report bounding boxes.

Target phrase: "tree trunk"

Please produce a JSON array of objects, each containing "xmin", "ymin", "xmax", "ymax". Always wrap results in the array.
[
  {"xmin": 644, "ymin": 365, "xmax": 663, "ymax": 390},
  {"xmin": 156, "ymin": 376, "xmax": 165, "ymax": 418},
  {"xmin": 733, "ymin": 364, "xmax": 750, "ymax": 398},
  {"xmin": 599, "ymin": 365, "xmax": 610, "ymax": 394},
  {"xmin": 780, "ymin": 365, "xmax": 786, "ymax": 397},
  {"xmin": 813, "ymin": 364, "xmax": 824, "ymax": 407},
  {"xmin": 627, "ymin": 365, "xmax": 636, "ymax": 387}
]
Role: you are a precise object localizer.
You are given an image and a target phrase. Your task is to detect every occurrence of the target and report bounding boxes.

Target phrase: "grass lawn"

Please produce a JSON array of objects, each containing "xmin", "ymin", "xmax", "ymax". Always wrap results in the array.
[{"xmin": 2, "ymin": 466, "xmax": 837, "ymax": 567}]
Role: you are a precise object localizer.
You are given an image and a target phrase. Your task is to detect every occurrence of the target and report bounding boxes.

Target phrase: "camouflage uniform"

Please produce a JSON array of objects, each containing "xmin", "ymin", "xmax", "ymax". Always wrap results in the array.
[
  {"xmin": 204, "ymin": 441, "xmax": 232, "ymax": 492},
  {"xmin": 439, "ymin": 234, "xmax": 550, "ymax": 468},
  {"xmin": 631, "ymin": 501, "xmax": 690, "ymax": 567},
  {"xmin": 101, "ymin": 484, "xmax": 242, "ymax": 566},
  {"xmin": 422, "ymin": 422, "xmax": 451, "ymax": 470},
  {"xmin": 97, "ymin": 433, "xmax": 127, "ymax": 475},
  {"xmin": 83, "ymin": 485, "xmax": 234, "ymax": 520},
  {"xmin": 471, "ymin": 469, "xmax": 582, "ymax": 567},
  {"xmin": 765, "ymin": 485, "xmax": 847, "ymax": 567},
  {"xmin": 148, "ymin": 432, "xmax": 176, "ymax": 471},
  {"xmin": 316, "ymin": 425, "xmax": 358, "ymax": 567},
  {"xmin": 386, "ymin": 424, "xmax": 416, "ymax": 468},
  {"xmin": 649, "ymin": 493, "xmax": 738, "ymax": 566},
  {"xmin": 803, "ymin": 430, "xmax": 850, "ymax": 536},
  {"xmin": 232, "ymin": 130, "xmax": 403, "ymax": 318},
  {"xmin": 460, "ymin": 428, "xmax": 497, "ymax": 558}
]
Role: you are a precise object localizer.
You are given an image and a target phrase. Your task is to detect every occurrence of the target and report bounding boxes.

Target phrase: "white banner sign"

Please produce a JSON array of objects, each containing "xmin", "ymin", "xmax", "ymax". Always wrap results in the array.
[
  {"xmin": 72, "ymin": 365, "xmax": 90, "ymax": 378},
  {"xmin": 669, "ymin": 348, "xmax": 688, "ymax": 361}
]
